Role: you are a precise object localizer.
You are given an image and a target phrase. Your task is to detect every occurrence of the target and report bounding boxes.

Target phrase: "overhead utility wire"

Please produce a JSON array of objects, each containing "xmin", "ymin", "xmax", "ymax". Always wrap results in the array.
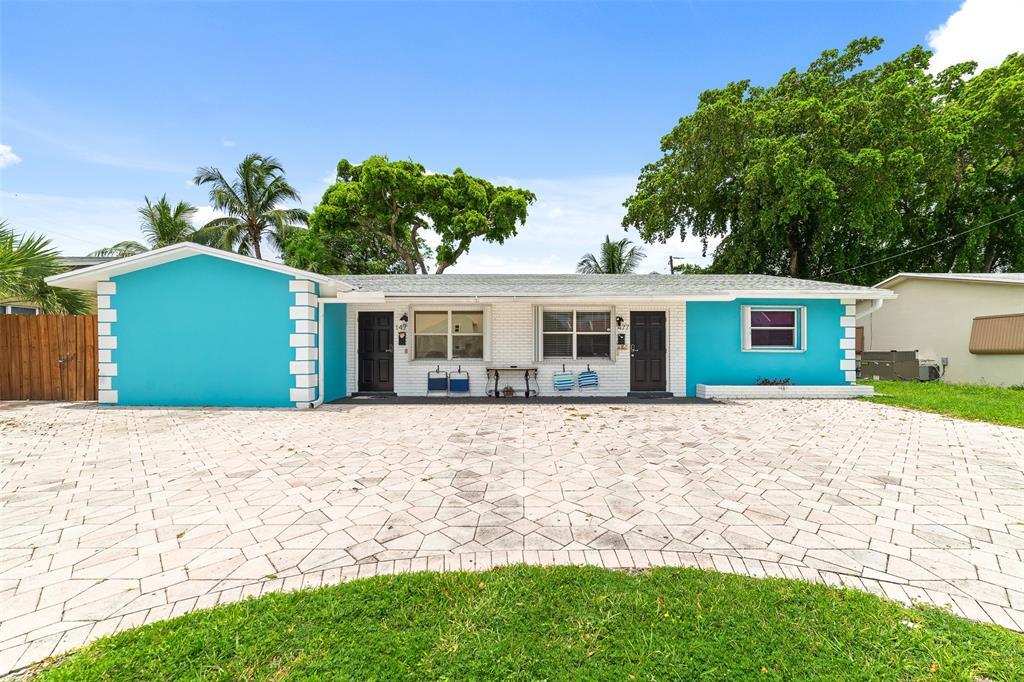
[{"xmin": 822, "ymin": 208, "xmax": 1023, "ymax": 280}]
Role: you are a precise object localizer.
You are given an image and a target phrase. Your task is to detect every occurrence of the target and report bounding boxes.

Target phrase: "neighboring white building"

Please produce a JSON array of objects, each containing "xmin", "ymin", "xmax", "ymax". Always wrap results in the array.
[{"xmin": 859, "ymin": 273, "xmax": 1024, "ymax": 387}]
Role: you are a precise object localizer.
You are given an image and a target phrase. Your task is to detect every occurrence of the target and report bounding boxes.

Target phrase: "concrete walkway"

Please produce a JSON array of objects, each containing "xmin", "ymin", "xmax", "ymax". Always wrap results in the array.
[{"xmin": 1, "ymin": 399, "xmax": 1022, "ymax": 674}]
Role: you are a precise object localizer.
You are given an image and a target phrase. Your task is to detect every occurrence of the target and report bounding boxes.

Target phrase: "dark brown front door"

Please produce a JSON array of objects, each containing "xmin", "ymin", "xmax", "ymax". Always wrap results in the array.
[
  {"xmin": 358, "ymin": 312, "xmax": 394, "ymax": 392},
  {"xmin": 630, "ymin": 311, "xmax": 666, "ymax": 392}
]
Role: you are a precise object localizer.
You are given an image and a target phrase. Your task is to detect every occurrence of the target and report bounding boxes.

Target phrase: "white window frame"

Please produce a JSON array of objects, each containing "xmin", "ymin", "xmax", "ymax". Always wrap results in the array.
[
  {"xmin": 741, "ymin": 305, "xmax": 806, "ymax": 352},
  {"xmin": 1, "ymin": 305, "xmax": 41, "ymax": 315},
  {"xmin": 411, "ymin": 307, "xmax": 489, "ymax": 361},
  {"xmin": 537, "ymin": 307, "xmax": 614, "ymax": 360}
]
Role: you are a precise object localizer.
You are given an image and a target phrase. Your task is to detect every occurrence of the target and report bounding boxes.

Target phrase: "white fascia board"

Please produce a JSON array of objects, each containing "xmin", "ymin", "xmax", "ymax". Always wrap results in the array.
[
  {"xmin": 874, "ymin": 272, "xmax": 1024, "ymax": 288},
  {"xmin": 357, "ymin": 294, "xmax": 736, "ymax": 304},
  {"xmin": 873, "ymin": 273, "xmax": 906, "ymax": 288},
  {"xmin": 333, "ymin": 290, "xmax": 387, "ymax": 303},
  {"xmin": 44, "ymin": 242, "xmax": 347, "ymax": 292},
  {"xmin": 348, "ymin": 290, "xmax": 890, "ymax": 304},
  {"xmin": 721, "ymin": 289, "xmax": 897, "ymax": 300}
]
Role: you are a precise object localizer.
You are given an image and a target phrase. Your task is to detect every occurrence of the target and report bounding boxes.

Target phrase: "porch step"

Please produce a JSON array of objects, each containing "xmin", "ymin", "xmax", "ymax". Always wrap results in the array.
[
  {"xmin": 696, "ymin": 384, "xmax": 874, "ymax": 399},
  {"xmin": 626, "ymin": 391, "xmax": 675, "ymax": 399},
  {"xmin": 350, "ymin": 392, "xmax": 399, "ymax": 399}
]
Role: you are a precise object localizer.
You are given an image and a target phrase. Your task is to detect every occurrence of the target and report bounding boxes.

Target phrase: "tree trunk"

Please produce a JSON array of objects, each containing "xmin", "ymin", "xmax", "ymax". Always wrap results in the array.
[
  {"xmin": 435, "ymin": 239, "xmax": 470, "ymax": 274},
  {"xmin": 785, "ymin": 224, "xmax": 816, "ymax": 279},
  {"xmin": 982, "ymin": 232, "xmax": 998, "ymax": 272},
  {"xmin": 250, "ymin": 227, "xmax": 262, "ymax": 260},
  {"xmin": 785, "ymin": 232, "xmax": 802, "ymax": 278}
]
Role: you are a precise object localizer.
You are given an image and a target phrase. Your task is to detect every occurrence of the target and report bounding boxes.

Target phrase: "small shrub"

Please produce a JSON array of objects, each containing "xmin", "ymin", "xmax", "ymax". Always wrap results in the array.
[{"xmin": 754, "ymin": 377, "xmax": 791, "ymax": 386}]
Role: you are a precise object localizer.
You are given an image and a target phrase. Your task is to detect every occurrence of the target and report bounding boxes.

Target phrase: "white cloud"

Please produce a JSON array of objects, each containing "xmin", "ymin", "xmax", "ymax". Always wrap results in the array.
[
  {"xmin": 0, "ymin": 191, "xmax": 139, "ymax": 254},
  {"xmin": 448, "ymin": 175, "xmax": 716, "ymax": 274},
  {"xmin": 450, "ymin": 253, "xmax": 568, "ymax": 274},
  {"xmin": 5, "ymin": 118, "xmax": 190, "ymax": 175},
  {"xmin": 927, "ymin": 0, "xmax": 1024, "ymax": 72},
  {"xmin": 0, "ymin": 144, "xmax": 22, "ymax": 168},
  {"xmin": 221, "ymin": 139, "xmax": 236, "ymax": 148},
  {"xmin": 0, "ymin": 191, "xmax": 238, "ymax": 256},
  {"xmin": 191, "ymin": 205, "xmax": 226, "ymax": 228}
]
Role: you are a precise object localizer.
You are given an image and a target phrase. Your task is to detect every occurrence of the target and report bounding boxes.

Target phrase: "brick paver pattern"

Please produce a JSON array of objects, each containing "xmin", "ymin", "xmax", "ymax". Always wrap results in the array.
[{"xmin": 1, "ymin": 399, "xmax": 1023, "ymax": 673}]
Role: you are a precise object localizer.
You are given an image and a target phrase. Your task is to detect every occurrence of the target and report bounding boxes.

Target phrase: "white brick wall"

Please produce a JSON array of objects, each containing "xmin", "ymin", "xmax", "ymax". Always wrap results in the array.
[{"xmin": 344, "ymin": 301, "xmax": 687, "ymax": 397}]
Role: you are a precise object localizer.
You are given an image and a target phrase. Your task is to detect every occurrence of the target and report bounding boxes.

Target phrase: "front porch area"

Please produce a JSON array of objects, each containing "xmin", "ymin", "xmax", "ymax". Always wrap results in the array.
[
  {"xmin": 333, "ymin": 394, "xmax": 712, "ymax": 405},
  {"xmin": 334, "ymin": 300, "xmax": 686, "ymax": 399}
]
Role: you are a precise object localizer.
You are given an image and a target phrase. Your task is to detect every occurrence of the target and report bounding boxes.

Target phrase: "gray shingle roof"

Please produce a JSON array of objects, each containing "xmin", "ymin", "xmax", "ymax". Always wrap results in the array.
[{"xmin": 332, "ymin": 273, "xmax": 883, "ymax": 297}]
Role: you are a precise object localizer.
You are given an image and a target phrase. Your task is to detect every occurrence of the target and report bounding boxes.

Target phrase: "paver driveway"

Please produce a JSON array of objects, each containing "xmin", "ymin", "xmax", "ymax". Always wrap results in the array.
[{"xmin": 2, "ymin": 399, "xmax": 1023, "ymax": 673}]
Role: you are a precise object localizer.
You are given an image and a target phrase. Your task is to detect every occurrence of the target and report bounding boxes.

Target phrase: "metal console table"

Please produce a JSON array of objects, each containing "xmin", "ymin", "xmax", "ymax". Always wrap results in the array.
[{"xmin": 485, "ymin": 367, "xmax": 539, "ymax": 398}]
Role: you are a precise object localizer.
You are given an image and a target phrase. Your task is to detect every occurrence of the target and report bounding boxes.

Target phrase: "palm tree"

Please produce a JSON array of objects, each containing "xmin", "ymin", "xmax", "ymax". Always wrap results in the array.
[
  {"xmin": 90, "ymin": 195, "xmax": 198, "ymax": 257},
  {"xmin": 0, "ymin": 221, "xmax": 90, "ymax": 314},
  {"xmin": 193, "ymin": 154, "xmax": 308, "ymax": 260},
  {"xmin": 576, "ymin": 235, "xmax": 646, "ymax": 274}
]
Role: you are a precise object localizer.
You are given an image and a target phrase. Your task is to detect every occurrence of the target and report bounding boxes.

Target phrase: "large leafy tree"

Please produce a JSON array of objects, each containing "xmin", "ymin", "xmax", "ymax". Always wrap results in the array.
[
  {"xmin": 0, "ymin": 222, "xmax": 90, "ymax": 314},
  {"xmin": 194, "ymin": 154, "xmax": 309, "ymax": 260},
  {"xmin": 624, "ymin": 38, "xmax": 1022, "ymax": 283},
  {"xmin": 928, "ymin": 53, "xmax": 1024, "ymax": 274},
  {"xmin": 90, "ymin": 195, "xmax": 198, "ymax": 257},
  {"xmin": 281, "ymin": 226, "xmax": 420, "ymax": 275},
  {"xmin": 304, "ymin": 156, "xmax": 535, "ymax": 274},
  {"xmin": 577, "ymin": 235, "xmax": 646, "ymax": 274}
]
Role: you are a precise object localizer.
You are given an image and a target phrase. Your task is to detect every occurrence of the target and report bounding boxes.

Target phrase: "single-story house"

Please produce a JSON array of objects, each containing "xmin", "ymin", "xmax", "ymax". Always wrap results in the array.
[
  {"xmin": 858, "ymin": 272, "xmax": 1024, "ymax": 387},
  {"xmin": 45, "ymin": 243, "xmax": 894, "ymax": 407}
]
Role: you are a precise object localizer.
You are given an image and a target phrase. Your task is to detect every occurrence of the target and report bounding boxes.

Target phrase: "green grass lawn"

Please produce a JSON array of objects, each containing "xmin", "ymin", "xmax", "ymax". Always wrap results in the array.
[
  {"xmin": 864, "ymin": 381, "xmax": 1024, "ymax": 428},
  {"xmin": 35, "ymin": 566, "xmax": 1023, "ymax": 681}
]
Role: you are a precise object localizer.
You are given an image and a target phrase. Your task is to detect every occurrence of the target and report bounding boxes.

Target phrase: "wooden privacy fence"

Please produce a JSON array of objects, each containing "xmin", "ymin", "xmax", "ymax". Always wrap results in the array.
[{"xmin": 0, "ymin": 315, "xmax": 98, "ymax": 401}]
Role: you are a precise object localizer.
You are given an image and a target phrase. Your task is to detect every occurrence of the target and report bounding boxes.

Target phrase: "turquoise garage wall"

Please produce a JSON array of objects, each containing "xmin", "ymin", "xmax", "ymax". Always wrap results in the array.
[
  {"xmin": 322, "ymin": 303, "xmax": 347, "ymax": 402},
  {"xmin": 111, "ymin": 254, "xmax": 295, "ymax": 406},
  {"xmin": 686, "ymin": 298, "xmax": 845, "ymax": 396}
]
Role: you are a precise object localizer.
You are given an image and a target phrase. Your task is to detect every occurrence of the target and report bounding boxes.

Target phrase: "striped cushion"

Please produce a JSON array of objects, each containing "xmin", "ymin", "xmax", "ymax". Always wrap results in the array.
[
  {"xmin": 577, "ymin": 370, "xmax": 599, "ymax": 388},
  {"xmin": 553, "ymin": 372, "xmax": 575, "ymax": 391}
]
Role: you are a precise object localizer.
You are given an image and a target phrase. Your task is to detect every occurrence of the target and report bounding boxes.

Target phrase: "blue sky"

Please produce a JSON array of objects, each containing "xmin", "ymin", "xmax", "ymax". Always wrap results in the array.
[{"xmin": 1, "ymin": 1, "xmax": 1017, "ymax": 272}]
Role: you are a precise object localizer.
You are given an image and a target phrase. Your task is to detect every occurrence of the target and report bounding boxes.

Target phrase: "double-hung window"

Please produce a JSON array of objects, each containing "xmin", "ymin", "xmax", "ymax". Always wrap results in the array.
[
  {"xmin": 541, "ymin": 309, "xmax": 611, "ymax": 359},
  {"xmin": 742, "ymin": 306, "xmax": 806, "ymax": 351},
  {"xmin": 413, "ymin": 310, "xmax": 484, "ymax": 360}
]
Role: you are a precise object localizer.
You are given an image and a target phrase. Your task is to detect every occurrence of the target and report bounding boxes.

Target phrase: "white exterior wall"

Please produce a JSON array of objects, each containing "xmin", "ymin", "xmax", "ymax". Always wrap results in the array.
[
  {"xmin": 860, "ymin": 279, "xmax": 1024, "ymax": 386},
  {"xmin": 345, "ymin": 300, "xmax": 686, "ymax": 397}
]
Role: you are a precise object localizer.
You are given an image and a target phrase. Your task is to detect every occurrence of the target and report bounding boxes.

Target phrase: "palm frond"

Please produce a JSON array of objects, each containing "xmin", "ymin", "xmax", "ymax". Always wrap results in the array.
[
  {"xmin": 193, "ymin": 154, "xmax": 306, "ymax": 259},
  {"xmin": 191, "ymin": 218, "xmax": 244, "ymax": 252},
  {"xmin": 0, "ymin": 221, "xmax": 90, "ymax": 313},
  {"xmin": 0, "ymin": 222, "xmax": 61, "ymax": 278},
  {"xmin": 88, "ymin": 241, "xmax": 149, "ymax": 258},
  {"xmin": 577, "ymin": 235, "xmax": 646, "ymax": 274},
  {"xmin": 20, "ymin": 278, "xmax": 91, "ymax": 314},
  {"xmin": 576, "ymin": 253, "xmax": 603, "ymax": 274}
]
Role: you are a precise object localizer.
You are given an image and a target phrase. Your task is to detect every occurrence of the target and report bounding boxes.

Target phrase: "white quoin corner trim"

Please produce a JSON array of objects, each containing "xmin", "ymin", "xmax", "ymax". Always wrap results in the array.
[
  {"xmin": 290, "ymin": 279, "xmax": 319, "ymax": 408},
  {"xmin": 97, "ymin": 281, "xmax": 119, "ymax": 404},
  {"xmin": 840, "ymin": 299, "xmax": 856, "ymax": 384}
]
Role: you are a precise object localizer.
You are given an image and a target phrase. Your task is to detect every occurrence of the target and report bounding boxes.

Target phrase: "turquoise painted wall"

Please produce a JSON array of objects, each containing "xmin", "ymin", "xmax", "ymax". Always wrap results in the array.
[
  {"xmin": 685, "ymin": 298, "xmax": 845, "ymax": 396},
  {"xmin": 322, "ymin": 303, "xmax": 347, "ymax": 402},
  {"xmin": 111, "ymin": 254, "xmax": 295, "ymax": 406}
]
